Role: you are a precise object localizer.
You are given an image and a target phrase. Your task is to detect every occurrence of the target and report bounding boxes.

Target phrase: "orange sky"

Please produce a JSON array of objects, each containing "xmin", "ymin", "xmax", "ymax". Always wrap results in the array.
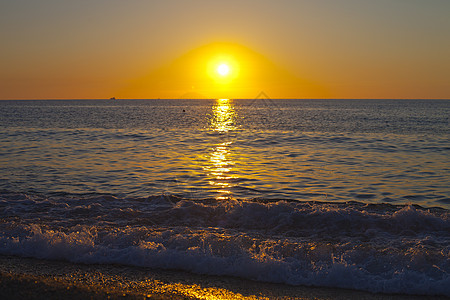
[
  {"xmin": 119, "ymin": 42, "xmax": 326, "ymax": 99},
  {"xmin": 1, "ymin": 1, "xmax": 449, "ymax": 99}
]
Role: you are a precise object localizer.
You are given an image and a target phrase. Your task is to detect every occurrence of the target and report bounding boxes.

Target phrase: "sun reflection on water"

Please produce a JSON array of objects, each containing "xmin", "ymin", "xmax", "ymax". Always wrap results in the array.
[
  {"xmin": 206, "ymin": 99, "xmax": 238, "ymax": 199},
  {"xmin": 210, "ymin": 98, "xmax": 236, "ymax": 132}
]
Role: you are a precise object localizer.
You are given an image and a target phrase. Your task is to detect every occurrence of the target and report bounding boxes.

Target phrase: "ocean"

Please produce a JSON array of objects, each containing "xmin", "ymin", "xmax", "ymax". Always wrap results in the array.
[{"xmin": 0, "ymin": 99, "xmax": 449, "ymax": 296}]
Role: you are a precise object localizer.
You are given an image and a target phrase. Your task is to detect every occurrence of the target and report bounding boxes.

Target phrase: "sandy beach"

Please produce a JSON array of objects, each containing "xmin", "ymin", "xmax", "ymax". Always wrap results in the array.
[{"xmin": 0, "ymin": 255, "xmax": 447, "ymax": 300}]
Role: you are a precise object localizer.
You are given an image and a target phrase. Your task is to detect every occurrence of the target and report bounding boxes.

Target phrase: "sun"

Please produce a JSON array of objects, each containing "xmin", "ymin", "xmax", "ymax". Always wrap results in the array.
[
  {"xmin": 207, "ymin": 53, "xmax": 239, "ymax": 84},
  {"xmin": 217, "ymin": 63, "xmax": 230, "ymax": 76}
]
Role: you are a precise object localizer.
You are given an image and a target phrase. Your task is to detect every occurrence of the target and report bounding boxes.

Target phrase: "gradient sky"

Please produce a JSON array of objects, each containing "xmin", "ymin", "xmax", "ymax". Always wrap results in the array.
[{"xmin": 1, "ymin": 0, "xmax": 449, "ymax": 99}]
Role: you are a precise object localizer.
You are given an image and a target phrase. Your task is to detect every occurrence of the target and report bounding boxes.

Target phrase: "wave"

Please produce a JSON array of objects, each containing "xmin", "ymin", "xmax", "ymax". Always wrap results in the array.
[{"xmin": 0, "ymin": 192, "xmax": 449, "ymax": 296}]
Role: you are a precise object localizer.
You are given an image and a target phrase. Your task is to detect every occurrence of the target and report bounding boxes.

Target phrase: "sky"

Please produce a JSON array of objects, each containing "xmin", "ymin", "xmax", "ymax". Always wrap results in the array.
[{"xmin": 1, "ymin": 0, "xmax": 449, "ymax": 99}]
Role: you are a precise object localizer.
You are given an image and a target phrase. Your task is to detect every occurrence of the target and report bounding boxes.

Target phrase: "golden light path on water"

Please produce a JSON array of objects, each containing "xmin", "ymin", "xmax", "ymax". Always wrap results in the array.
[{"xmin": 206, "ymin": 99, "xmax": 237, "ymax": 200}]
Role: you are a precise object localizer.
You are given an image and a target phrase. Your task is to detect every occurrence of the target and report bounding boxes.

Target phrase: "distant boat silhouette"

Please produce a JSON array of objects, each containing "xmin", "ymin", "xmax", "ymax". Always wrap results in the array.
[{"xmin": 110, "ymin": 97, "xmax": 116, "ymax": 100}]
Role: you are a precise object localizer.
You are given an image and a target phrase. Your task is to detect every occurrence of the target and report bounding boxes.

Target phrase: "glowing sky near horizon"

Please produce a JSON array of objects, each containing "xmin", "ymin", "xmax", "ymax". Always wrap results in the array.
[{"xmin": 0, "ymin": 0, "xmax": 449, "ymax": 99}]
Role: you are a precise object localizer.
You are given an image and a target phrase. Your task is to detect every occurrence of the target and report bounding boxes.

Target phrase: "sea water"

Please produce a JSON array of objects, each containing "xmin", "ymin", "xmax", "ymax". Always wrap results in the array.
[{"xmin": 0, "ymin": 99, "xmax": 449, "ymax": 296}]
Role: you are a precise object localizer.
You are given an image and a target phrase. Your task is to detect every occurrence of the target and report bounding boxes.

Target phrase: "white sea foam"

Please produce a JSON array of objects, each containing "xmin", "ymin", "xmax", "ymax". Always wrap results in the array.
[{"xmin": 0, "ymin": 193, "xmax": 449, "ymax": 296}]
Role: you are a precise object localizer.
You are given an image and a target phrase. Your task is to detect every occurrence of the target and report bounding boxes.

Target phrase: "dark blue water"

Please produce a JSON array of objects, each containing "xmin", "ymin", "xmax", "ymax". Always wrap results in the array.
[
  {"xmin": 0, "ymin": 99, "xmax": 449, "ymax": 296},
  {"xmin": 1, "ymin": 99, "xmax": 449, "ymax": 207}
]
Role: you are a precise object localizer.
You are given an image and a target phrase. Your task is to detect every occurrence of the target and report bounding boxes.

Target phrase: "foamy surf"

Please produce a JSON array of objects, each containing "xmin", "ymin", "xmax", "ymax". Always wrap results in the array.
[{"xmin": 1, "ymin": 192, "xmax": 449, "ymax": 296}]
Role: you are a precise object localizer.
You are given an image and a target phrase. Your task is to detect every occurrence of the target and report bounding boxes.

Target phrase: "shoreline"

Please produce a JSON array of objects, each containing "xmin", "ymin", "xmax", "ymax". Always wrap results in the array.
[{"xmin": 0, "ymin": 255, "xmax": 448, "ymax": 300}]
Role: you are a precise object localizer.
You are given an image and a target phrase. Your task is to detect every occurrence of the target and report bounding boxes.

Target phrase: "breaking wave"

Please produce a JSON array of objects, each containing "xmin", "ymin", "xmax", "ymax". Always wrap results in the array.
[{"xmin": 1, "ymin": 192, "xmax": 449, "ymax": 296}]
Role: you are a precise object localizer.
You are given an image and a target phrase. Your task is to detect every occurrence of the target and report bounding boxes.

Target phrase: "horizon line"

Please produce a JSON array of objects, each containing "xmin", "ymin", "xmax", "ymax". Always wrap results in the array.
[{"xmin": 1, "ymin": 97, "xmax": 449, "ymax": 101}]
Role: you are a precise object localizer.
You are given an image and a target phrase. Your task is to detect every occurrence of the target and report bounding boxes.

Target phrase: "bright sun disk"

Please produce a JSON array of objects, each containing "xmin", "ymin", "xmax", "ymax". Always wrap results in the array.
[{"xmin": 217, "ymin": 63, "xmax": 230, "ymax": 76}]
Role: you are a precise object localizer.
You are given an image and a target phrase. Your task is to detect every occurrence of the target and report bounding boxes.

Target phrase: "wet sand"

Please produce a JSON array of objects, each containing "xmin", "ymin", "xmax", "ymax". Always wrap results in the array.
[{"xmin": 0, "ymin": 255, "xmax": 447, "ymax": 300}]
